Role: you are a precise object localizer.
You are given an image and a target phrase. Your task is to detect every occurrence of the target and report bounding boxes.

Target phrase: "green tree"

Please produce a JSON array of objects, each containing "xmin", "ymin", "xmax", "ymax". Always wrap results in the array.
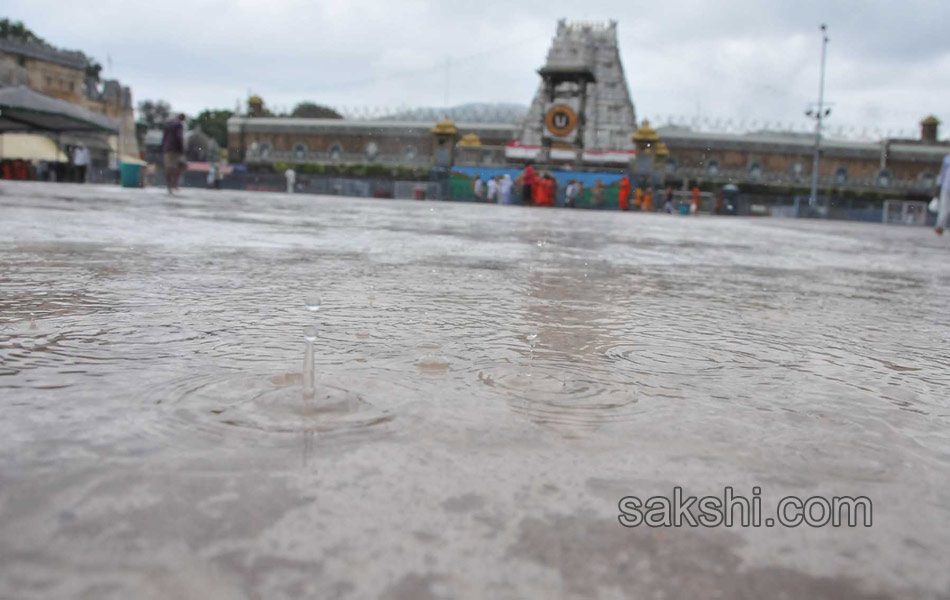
[
  {"xmin": 84, "ymin": 59, "xmax": 102, "ymax": 81},
  {"xmin": 290, "ymin": 101, "xmax": 343, "ymax": 119},
  {"xmin": 190, "ymin": 109, "xmax": 234, "ymax": 148},
  {"xmin": 138, "ymin": 99, "xmax": 172, "ymax": 129},
  {"xmin": 0, "ymin": 19, "xmax": 47, "ymax": 45}
]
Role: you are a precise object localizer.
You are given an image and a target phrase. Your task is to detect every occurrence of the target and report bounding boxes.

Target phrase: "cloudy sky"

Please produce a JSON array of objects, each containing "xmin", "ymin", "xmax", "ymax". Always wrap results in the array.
[{"xmin": 6, "ymin": 0, "xmax": 950, "ymax": 138}]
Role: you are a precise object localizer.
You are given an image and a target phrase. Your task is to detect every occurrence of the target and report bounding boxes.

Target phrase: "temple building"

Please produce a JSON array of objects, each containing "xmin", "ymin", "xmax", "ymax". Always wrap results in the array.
[
  {"xmin": 225, "ymin": 19, "xmax": 947, "ymax": 194},
  {"xmin": 509, "ymin": 19, "xmax": 637, "ymax": 166}
]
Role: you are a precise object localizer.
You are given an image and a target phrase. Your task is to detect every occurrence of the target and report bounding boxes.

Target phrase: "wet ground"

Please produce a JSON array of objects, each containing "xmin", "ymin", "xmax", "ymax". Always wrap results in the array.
[{"xmin": 1, "ymin": 181, "xmax": 949, "ymax": 599}]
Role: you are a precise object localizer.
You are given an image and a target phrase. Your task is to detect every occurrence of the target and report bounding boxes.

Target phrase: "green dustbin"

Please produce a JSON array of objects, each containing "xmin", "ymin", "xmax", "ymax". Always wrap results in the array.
[{"xmin": 119, "ymin": 162, "xmax": 143, "ymax": 188}]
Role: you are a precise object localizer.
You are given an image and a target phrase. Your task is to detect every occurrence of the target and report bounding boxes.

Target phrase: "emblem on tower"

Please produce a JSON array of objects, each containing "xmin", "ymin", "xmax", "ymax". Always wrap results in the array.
[{"xmin": 544, "ymin": 104, "xmax": 579, "ymax": 138}]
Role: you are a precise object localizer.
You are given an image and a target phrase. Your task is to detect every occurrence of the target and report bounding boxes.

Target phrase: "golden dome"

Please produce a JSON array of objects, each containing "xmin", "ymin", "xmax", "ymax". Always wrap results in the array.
[
  {"xmin": 632, "ymin": 120, "xmax": 659, "ymax": 143},
  {"xmin": 458, "ymin": 132, "xmax": 481, "ymax": 146},
  {"xmin": 431, "ymin": 117, "xmax": 458, "ymax": 136},
  {"xmin": 922, "ymin": 115, "xmax": 940, "ymax": 125},
  {"xmin": 654, "ymin": 142, "xmax": 669, "ymax": 157}
]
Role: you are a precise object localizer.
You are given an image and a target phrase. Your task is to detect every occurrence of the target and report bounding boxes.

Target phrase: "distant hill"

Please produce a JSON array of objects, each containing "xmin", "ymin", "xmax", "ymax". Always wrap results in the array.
[{"xmin": 375, "ymin": 103, "xmax": 528, "ymax": 124}]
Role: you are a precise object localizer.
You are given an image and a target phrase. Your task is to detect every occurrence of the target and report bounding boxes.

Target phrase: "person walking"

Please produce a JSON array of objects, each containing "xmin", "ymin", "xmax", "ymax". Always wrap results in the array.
[
  {"xmin": 207, "ymin": 164, "xmax": 217, "ymax": 189},
  {"xmin": 618, "ymin": 175, "xmax": 631, "ymax": 211},
  {"xmin": 473, "ymin": 176, "xmax": 484, "ymax": 202},
  {"xmin": 565, "ymin": 180, "xmax": 578, "ymax": 208},
  {"xmin": 539, "ymin": 174, "xmax": 555, "ymax": 206},
  {"xmin": 162, "ymin": 113, "xmax": 186, "ymax": 194},
  {"xmin": 523, "ymin": 164, "xmax": 536, "ymax": 206},
  {"xmin": 935, "ymin": 152, "xmax": 950, "ymax": 235},
  {"xmin": 285, "ymin": 167, "xmax": 296, "ymax": 193},
  {"xmin": 691, "ymin": 186, "xmax": 701, "ymax": 214},
  {"xmin": 72, "ymin": 145, "xmax": 90, "ymax": 183},
  {"xmin": 500, "ymin": 174, "xmax": 513, "ymax": 205},
  {"xmin": 663, "ymin": 185, "xmax": 674, "ymax": 213},
  {"xmin": 643, "ymin": 188, "xmax": 654, "ymax": 212},
  {"xmin": 634, "ymin": 186, "xmax": 643, "ymax": 211},
  {"xmin": 487, "ymin": 175, "xmax": 499, "ymax": 203}
]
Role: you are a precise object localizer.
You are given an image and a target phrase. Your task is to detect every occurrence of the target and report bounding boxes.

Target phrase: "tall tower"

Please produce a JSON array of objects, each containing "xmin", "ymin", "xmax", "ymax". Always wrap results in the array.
[{"xmin": 518, "ymin": 20, "xmax": 637, "ymax": 156}]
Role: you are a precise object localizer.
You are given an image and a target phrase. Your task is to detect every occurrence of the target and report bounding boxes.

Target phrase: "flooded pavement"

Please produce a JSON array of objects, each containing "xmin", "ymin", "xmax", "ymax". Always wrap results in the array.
[{"xmin": 1, "ymin": 181, "xmax": 949, "ymax": 599}]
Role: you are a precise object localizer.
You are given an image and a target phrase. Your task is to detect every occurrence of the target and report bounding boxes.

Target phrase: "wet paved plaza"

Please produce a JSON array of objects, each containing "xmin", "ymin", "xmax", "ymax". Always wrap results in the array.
[{"xmin": 1, "ymin": 181, "xmax": 949, "ymax": 599}]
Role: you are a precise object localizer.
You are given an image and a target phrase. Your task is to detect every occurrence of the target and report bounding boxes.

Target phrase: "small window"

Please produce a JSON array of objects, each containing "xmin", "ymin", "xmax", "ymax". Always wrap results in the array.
[
  {"xmin": 364, "ymin": 141, "xmax": 379, "ymax": 160},
  {"xmin": 748, "ymin": 162, "xmax": 762, "ymax": 181},
  {"xmin": 404, "ymin": 145, "xmax": 417, "ymax": 161},
  {"xmin": 328, "ymin": 144, "xmax": 343, "ymax": 162},
  {"xmin": 293, "ymin": 144, "xmax": 307, "ymax": 160},
  {"xmin": 259, "ymin": 143, "xmax": 272, "ymax": 159},
  {"xmin": 834, "ymin": 167, "xmax": 848, "ymax": 185},
  {"xmin": 877, "ymin": 170, "xmax": 891, "ymax": 188},
  {"xmin": 666, "ymin": 158, "xmax": 677, "ymax": 175},
  {"xmin": 706, "ymin": 159, "xmax": 720, "ymax": 177}
]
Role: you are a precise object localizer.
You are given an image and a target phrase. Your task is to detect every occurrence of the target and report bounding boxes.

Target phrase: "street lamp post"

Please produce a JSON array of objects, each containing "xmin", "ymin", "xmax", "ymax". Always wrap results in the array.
[{"xmin": 807, "ymin": 25, "xmax": 830, "ymax": 208}]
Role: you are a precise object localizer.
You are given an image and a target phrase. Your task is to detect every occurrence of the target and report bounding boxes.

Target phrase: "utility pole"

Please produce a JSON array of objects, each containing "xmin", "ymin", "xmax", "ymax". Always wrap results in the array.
[{"xmin": 807, "ymin": 25, "xmax": 830, "ymax": 208}]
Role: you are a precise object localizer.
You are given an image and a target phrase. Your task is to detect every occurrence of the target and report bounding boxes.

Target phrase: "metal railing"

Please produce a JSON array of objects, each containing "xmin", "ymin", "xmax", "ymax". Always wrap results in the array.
[
  {"xmin": 669, "ymin": 166, "xmax": 934, "ymax": 191},
  {"xmin": 646, "ymin": 114, "xmax": 920, "ymax": 141},
  {"xmin": 246, "ymin": 150, "xmax": 431, "ymax": 167}
]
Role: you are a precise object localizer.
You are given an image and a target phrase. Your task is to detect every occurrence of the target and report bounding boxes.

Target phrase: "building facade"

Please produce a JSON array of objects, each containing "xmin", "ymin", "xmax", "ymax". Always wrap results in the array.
[
  {"xmin": 0, "ymin": 38, "xmax": 139, "ymax": 162},
  {"xmin": 227, "ymin": 117, "xmax": 517, "ymax": 166},
  {"xmin": 224, "ymin": 19, "xmax": 947, "ymax": 194},
  {"xmin": 656, "ymin": 119, "xmax": 947, "ymax": 192}
]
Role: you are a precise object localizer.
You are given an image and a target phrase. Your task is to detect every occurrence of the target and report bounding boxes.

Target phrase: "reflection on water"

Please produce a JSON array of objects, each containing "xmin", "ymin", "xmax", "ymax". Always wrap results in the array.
[{"xmin": 1, "ymin": 182, "xmax": 949, "ymax": 598}]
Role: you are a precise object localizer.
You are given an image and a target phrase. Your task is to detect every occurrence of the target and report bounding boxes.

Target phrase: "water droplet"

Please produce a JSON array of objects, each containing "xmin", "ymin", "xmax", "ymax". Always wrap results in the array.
[
  {"xmin": 305, "ymin": 296, "xmax": 321, "ymax": 312},
  {"xmin": 302, "ymin": 327, "xmax": 316, "ymax": 398},
  {"xmin": 527, "ymin": 332, "xmax": 539, "ymax": 349}
]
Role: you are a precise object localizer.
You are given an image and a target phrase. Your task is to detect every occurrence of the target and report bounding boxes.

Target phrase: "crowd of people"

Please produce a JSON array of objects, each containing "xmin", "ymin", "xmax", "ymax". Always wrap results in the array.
[
  {"xmin": 470, "ymin": 165, "xmax": 705, "ymax": 214},
  {"xmin": 1, "ymin": 144, "xmax": 92, "ymax": 183}
]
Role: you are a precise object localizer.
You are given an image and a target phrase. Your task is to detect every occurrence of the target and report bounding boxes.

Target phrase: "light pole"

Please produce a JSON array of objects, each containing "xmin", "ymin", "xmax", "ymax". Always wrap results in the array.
[{"xmin": 807, "ymin": 24, "xmax": 830, "ymax": 208}]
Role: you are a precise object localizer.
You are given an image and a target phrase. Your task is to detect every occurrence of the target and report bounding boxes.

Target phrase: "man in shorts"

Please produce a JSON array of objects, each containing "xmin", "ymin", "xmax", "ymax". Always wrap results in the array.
[{"xmin": 162, "ymin": 113, "xmax": 186, "ymax": 194}]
